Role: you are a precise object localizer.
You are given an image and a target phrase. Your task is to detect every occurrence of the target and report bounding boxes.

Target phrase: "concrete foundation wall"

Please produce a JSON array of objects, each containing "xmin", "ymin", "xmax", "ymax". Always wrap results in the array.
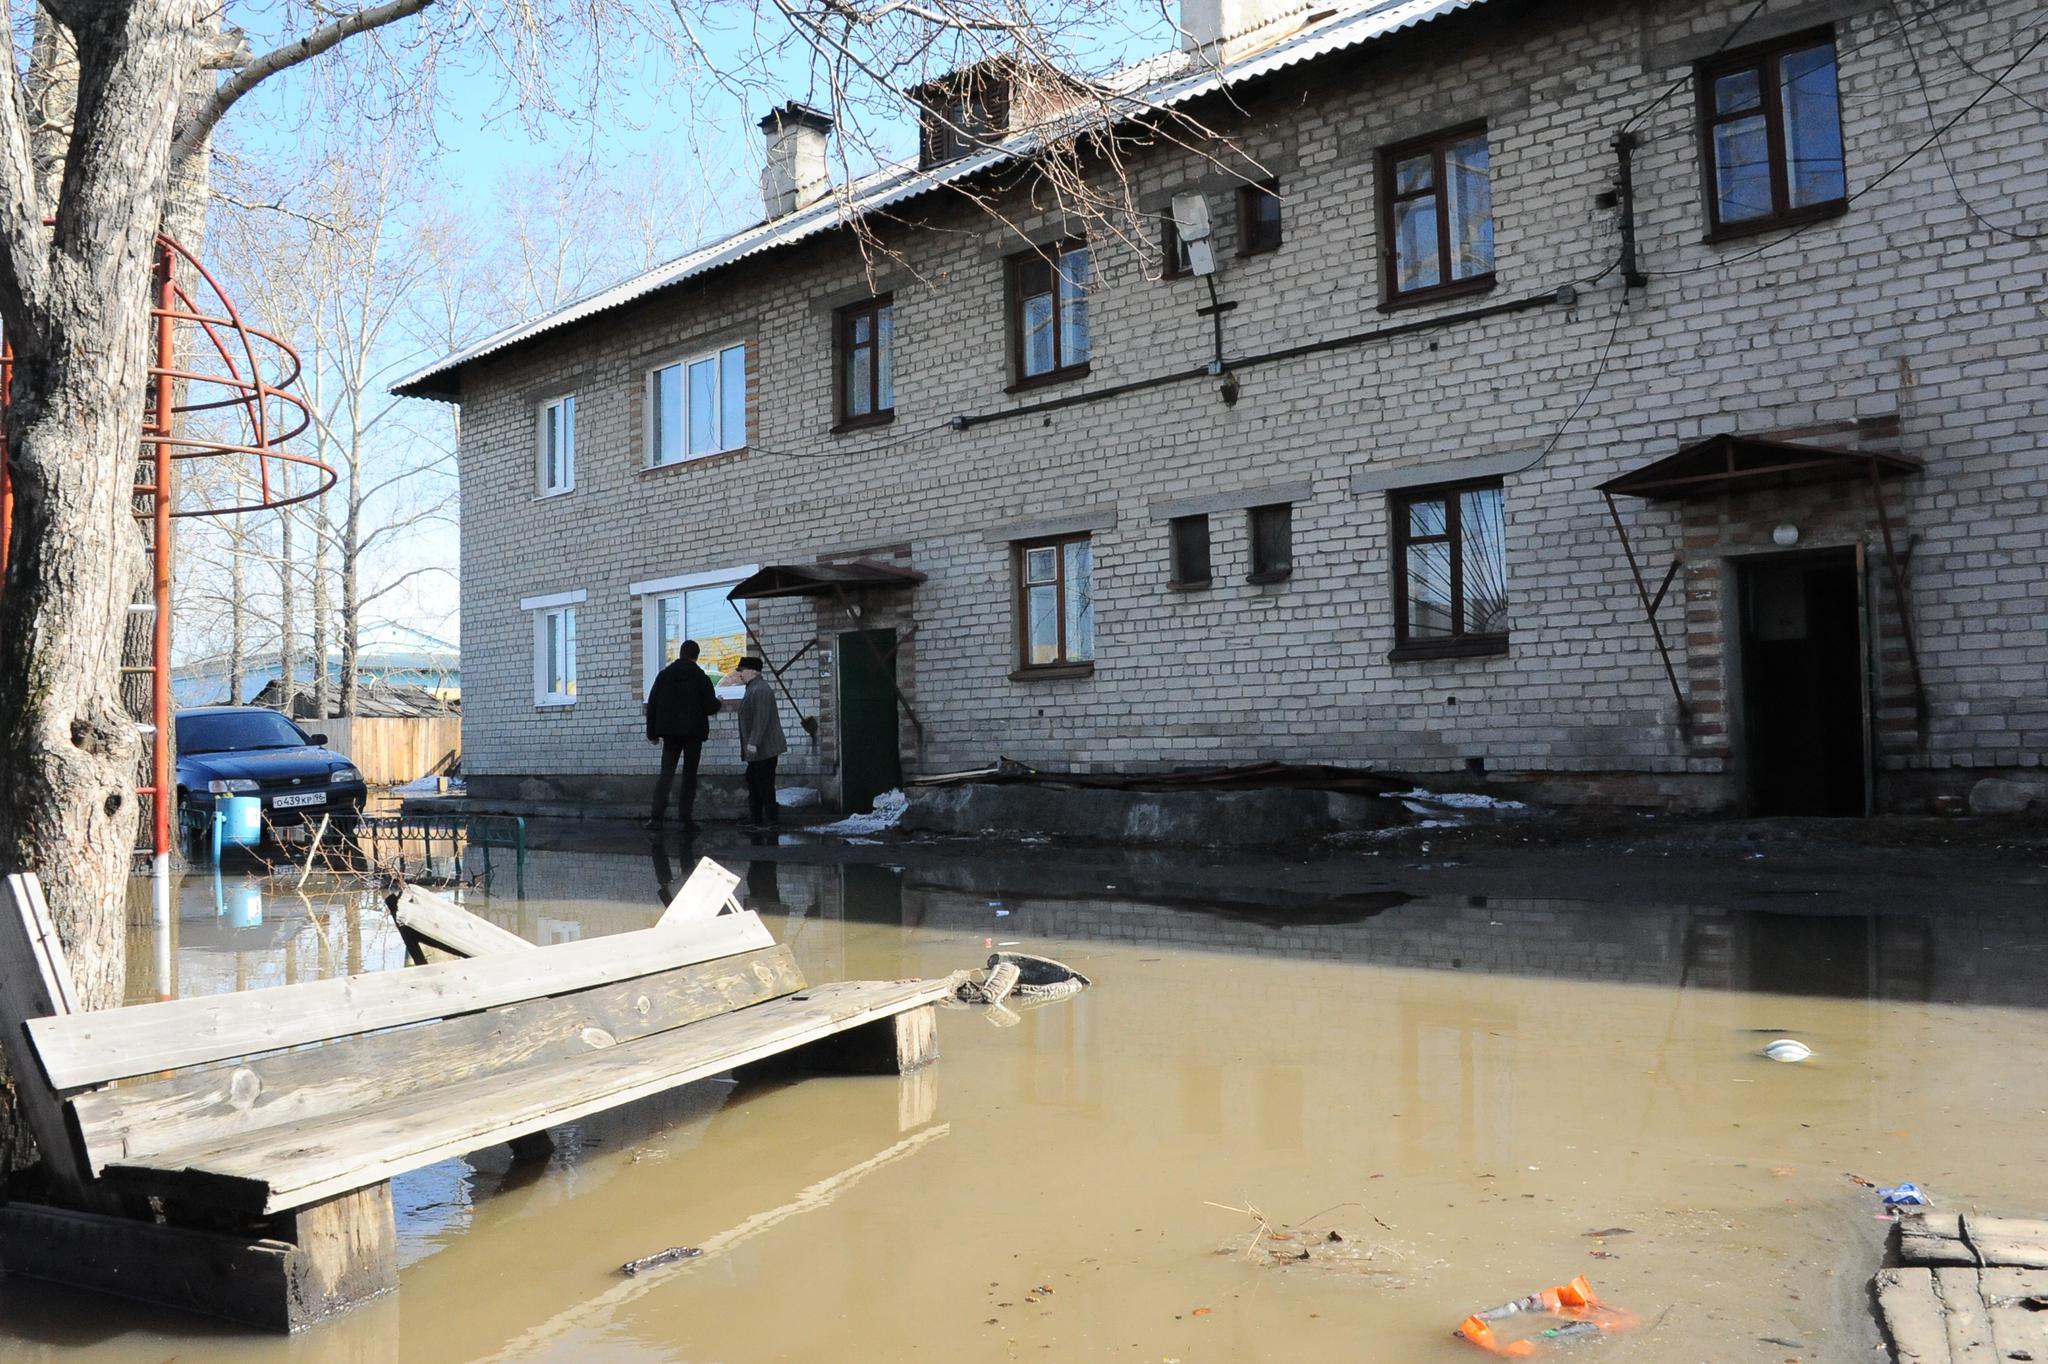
[{"xmin": 449, "ymin": 0, "xmax": 2048, "ymax": 813}]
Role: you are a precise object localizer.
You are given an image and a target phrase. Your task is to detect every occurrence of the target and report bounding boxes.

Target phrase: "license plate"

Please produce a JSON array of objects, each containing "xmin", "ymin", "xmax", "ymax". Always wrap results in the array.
[{"xmin": 271, "ymin": 792, "xmax": 327, "ymax": 809}]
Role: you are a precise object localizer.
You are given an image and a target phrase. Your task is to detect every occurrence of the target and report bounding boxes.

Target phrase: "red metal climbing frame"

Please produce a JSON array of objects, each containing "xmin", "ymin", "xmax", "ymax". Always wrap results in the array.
[{"xmin": 0, "ymin": 233, "xmax": 331, "ymax": 870}]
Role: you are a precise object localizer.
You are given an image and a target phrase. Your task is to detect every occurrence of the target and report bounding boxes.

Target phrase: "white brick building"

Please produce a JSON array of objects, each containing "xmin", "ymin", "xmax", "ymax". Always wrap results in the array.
[{"xmin": 399, "ymin": 0, "xmax": 2048, "ymax": 817}]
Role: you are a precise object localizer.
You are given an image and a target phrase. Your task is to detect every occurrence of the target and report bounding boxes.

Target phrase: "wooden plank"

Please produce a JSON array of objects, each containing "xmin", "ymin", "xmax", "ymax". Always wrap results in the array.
[
  {"xmin": 658, "ymin": 857, "xmax": 743, "ymax": 927},
  {"xmin": 1876, "ymin": 1267, "xmax": 1953, "ymax": 1364},
  {"xmin": 1935, "ymin": 1268, "xmax": 2001, "ymax": 1364},
  {"xmin": 389, "ymin": 885, "xmax": 536, "ymax": 957},
  {"xmin": 0, "ymin": 873, "xmax": 100, "ymax": 1203},
  {"xmin": 104, "ymin": 978, "xmax": 953, "ymax": 1215},
  {"xmin": 1899, "ymin": 1213, "xmax": 2048, "ymax": 1269},
  {"xmin": 70, "ymin": 945, "xmax": 807, "ymax": 1173},
  {"xmin": 31, "ymin": 907, "xmax": 778, "ymax": 1091},
  {"xmin": 282, "ymin": 1184, "xmax": 399, "ymax": 1327},
  {"xmin": 1981, "ymin": 1268, "xmax": 2048, "ymax": 1362}
]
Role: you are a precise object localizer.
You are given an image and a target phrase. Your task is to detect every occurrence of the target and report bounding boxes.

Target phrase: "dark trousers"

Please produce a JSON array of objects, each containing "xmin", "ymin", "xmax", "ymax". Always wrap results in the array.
[
  {"xmin": 652, "ymin": 738, "xmax": 704, "ymax": 824},
  {"xmin": 745, "ymin": 756, "xmax": 780, "ymax": 825}
]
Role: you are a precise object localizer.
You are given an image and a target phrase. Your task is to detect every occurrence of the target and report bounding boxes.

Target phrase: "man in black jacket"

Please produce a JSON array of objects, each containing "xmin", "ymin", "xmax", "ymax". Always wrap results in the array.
[{"xmin": 645, "ymin": 640, "xmax": 723, "ymax": 831}]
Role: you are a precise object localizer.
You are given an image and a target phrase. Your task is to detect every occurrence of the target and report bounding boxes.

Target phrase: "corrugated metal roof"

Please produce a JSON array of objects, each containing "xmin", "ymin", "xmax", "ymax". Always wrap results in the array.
[{"xmin": 393, "ymin": 0, "xmax": 1486, "ymax": 400}]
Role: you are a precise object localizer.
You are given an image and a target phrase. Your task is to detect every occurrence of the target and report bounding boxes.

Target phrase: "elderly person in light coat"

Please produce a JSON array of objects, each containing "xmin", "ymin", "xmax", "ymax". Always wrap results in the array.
[{"xmin": 732, "ymin": 656, "xmax": 788, "ymax": 829}]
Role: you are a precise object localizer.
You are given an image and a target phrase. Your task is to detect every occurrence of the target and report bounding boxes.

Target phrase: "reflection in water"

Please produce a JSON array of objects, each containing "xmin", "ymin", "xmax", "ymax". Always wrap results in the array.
[{"xmin": 13, "ymin": 853, "xmax": 2043, "ymax": 1364}]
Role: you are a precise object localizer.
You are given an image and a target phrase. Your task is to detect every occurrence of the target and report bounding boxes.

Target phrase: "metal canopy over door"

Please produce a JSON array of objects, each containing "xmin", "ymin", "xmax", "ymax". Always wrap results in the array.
[
  {"xmin": 1737, "ymin": 548, "xmax": 1869, "ymax": 816},
  {"xmin": 837, "ymin": 628, "xmax": 901, "ymax": 815}
]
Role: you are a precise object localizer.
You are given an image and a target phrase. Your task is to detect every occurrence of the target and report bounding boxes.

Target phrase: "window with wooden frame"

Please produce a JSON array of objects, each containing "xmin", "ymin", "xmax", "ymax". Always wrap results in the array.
[
  {"xmin": 1379, "ymin": 125, "xmax": 1494, "ymax": 306},
  {"xmin": 836, "ymin": 296, "xmax": 895, "ymax": 429},
  {"xmin": 1168, "ymin": 514, "xmax": 1211, "ymax": 589},
  {"xmin": 1696, "ymin": 29, "xmax": 1846, "ymax": 239},
  {"xmin": 1239, "ymin": 179, "xmax": 1282, "ymax": 255},
  {"xmin": 1014, "ymin": 534, "xmax": 1095, "ymax": 673},
  {"xmin": 649, "ymin": 343, "xmax": 747, "ymax": 466},
  {"xmin": 537, "ymin": 394, "xmax": 575, "ymax": 495},
  {"xmin": 1009, "ymin": 241, "xmax": 1091, "ymax": 386},
  {"xmin": 1390, "ymin": 480, "xmax": 1509, "ymax": 658},
  {"xmin": 1247, "ymin": 503, "xmax": 1293, "ymax": 583}
]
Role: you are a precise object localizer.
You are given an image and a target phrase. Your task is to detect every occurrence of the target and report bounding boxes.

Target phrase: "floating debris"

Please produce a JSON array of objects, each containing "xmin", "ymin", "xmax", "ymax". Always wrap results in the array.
[
  {"xmin": 1761, "ymin": 1039, "xmax": 1814, "ymax": 1063},
  {"xmin": 620, "ymin": 1246, "xmax": 701, "ymax": 1276}
]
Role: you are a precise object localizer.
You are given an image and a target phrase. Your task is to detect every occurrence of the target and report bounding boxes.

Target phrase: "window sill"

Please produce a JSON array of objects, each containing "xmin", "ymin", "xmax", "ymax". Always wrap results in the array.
[
  {"xmin": 536, "ymin": 486, "xmax": 576, "ymax": 501},
  {"xmin": 1245, "ymin": 568, "xmax": 1293, "ymax": 586},
  {"xmin": 640, "ymin": 447, "xmax": 749, "ymax": 475},
  {"xmin": 1006, "ymin": 362, "xmax": 1091, "ymax": 395},
  {"xmin": 1380, "ymin": 273, "xmax": 1496, "ymax": 313},
  {"xmin": 1388, "ymin": 635, "xmax": 1510, "ymax": 663},
  {"xmin": 1009, "ymin": 662, "xmax": 1096, "ymax": 682},
  {"xmin": 534, "ymin": 697, "xmax": 579, "ymax": 709},
  {"xmin": 831, "ymin": 410, "xmax": 895, "ymax": 435},
  {"xmin": 1702, "ymin": 199, "xmax": 1847, "ymax": 244},
  {"xmin": 1168, "ymin": 579, "xmax": 1213, "ymax": 593}
]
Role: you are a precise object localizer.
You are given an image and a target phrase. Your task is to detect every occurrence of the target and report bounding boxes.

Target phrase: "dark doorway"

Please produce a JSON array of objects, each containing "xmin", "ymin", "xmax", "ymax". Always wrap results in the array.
[
  {"xmin": 836, "ymin": 628, "xmax": 901, "ymax": 815},
  {"xmin": 1738, "ymin": 550, "xmax": 1868, "ymax": 816}
]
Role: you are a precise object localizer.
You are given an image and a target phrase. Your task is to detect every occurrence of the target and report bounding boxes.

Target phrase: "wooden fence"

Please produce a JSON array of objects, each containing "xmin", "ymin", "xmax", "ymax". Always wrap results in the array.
[{"xmin": 323, "ymin": 716, "xmax": 461, "ymax": 788}]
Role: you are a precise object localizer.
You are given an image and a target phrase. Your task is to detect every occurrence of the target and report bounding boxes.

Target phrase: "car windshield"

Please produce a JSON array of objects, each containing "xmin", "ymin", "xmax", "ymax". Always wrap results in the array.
[{"xmin": 175, "ymin": 709, "xmax": 310, "ymax": 754}]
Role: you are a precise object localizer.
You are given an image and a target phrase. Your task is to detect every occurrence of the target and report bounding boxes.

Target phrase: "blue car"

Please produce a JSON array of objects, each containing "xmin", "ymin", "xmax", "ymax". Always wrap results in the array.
[{"xmin": 175, "ymin": 706, "xmax": 368, "ymax": 830}]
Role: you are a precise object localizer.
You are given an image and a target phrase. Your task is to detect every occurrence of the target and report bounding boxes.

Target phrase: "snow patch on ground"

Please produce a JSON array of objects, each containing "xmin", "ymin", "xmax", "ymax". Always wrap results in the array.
[
  {"xmin": 395, "ymin": 775, "xmax": 465, "ymax": 795},
  {"xmin": 1390, "ymin": 787, "xmax": 1525, "ymax": 811},
  {"xmin": 811, "ymin": 789, "xmax": 908, "ymax": 836},
  {"xmin": 777, "ymin": 786, "xmax": 821, "ymax": 807}
]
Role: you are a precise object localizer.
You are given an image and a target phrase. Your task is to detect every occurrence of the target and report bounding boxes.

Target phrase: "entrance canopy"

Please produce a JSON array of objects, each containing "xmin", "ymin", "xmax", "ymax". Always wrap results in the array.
[
  {"xmin": 1597, "ymin": 434, "xmax": 1922, "ymax": 501},
  {"xmin": 725, "ymin": 561, "xmax": 926, "ymax": 601}
]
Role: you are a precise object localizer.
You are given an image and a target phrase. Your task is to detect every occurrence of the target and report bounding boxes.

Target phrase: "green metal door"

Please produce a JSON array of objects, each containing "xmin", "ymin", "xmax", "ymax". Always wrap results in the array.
[{"xmin": 836, "ymin": 628, "xmax": 901, "ymax": 815}]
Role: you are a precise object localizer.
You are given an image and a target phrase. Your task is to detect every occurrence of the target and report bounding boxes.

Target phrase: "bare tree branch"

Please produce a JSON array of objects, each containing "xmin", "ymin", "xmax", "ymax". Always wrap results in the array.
[{"xmin": 171, "ymin": 0, "xmax": 437, "ymax": 164}]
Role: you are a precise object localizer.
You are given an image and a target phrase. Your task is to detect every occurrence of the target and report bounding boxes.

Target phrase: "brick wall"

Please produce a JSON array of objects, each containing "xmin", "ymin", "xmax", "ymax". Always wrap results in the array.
[{"xmin": 450, "ymin": 0, "xmax": 2048, "ymax": 812}]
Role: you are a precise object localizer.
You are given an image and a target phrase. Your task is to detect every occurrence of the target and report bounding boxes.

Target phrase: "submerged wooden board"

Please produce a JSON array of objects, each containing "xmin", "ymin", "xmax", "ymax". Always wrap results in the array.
[
  {"xmin": 31, "ymin": 908, "xmax": 777, "ymax": 1091},
  {"xmin": 69, "ymin": 945, "xmax": 807, "ymax": 1173},
  {"xmin": 659, "ymin": 858, "xmax": 743, "ymax": 927},
  {"xmin": 1897, "ymin": 1213, "xmax": 2048, "ymax": 1270},
  {"xmin": 104, "ymin": 979, "xmax": 951, "ymax": 1215},
  {"xmin": 389, "ymin": 886, "xmax": 536, "ymax": 957},
  {"xmin": 1877, "ymin": 1267, "xmax": 1952, "ymax": 1364}
]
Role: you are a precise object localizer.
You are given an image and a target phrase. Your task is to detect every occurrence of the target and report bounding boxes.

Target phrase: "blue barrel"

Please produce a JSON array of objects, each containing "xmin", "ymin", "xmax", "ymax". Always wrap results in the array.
[
  {"xmin": 225, "ymin": 883, "xmax": 264, "ymax": 928},
  {"xmin": 220, "ymin": 795, "xmax": 263, "ymax": 846}
]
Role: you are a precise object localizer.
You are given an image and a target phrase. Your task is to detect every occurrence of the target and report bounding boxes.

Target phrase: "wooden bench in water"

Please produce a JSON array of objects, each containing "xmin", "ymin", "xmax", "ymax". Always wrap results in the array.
[{"xmin": 0, "ymin": 861, "xmax": 948, "ymax": 1332}]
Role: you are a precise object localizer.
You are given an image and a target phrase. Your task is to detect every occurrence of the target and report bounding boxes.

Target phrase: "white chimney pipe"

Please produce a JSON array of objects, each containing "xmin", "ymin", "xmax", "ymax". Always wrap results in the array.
[
  {"xmin": 1181, "ymin": 0, "xmax": 1314, "ymax": 61},
  {"xmin": 759, "ymin": 102, "xmax": 833, "ymax": 219}
]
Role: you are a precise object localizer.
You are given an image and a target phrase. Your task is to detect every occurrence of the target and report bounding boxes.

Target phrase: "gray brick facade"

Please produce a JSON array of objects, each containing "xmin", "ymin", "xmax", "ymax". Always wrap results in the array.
[{"xmin": 433, "ymin": 0, "xmax": 2047, "ymax": 813}]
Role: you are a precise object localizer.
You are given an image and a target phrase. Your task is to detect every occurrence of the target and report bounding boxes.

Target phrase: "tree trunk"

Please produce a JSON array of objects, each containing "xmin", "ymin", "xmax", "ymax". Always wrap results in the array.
[
  {"xmin": 340, "ymin": 480, "xmax": 361, "ymax": 717},
  {"xmin": 0, "ymin": 3, "xmax": 204, "ymax": 1016},
  {"xmin": 276, "ymin": 481, "xmax": 296, "ymax": 714}
]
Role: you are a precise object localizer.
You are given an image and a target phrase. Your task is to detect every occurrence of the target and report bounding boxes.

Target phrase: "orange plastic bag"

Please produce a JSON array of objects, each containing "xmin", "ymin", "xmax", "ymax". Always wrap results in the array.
[{"xmin": 1452, "ymin": 1277, "xmax": 1641, "ymax": 1355}]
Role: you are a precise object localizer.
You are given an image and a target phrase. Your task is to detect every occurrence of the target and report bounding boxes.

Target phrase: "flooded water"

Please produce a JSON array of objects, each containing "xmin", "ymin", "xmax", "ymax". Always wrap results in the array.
[{"xmin": 4, "ymin": 838, "xmax": 2046, "ymax": 1363}]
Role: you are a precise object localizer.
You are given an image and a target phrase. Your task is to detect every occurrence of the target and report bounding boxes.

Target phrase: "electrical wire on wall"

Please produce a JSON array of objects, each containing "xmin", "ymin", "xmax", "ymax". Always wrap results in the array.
[{"xmin": 1884, "ymin": 0, "xmax": 2048, "ymax": 240}]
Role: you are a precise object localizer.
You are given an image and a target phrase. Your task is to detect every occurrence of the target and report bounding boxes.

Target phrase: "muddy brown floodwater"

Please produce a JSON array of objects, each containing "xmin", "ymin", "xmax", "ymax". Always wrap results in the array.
[{"xmin": 2, "ymin": 838, "xmax": 2044, "ymax": 1364}]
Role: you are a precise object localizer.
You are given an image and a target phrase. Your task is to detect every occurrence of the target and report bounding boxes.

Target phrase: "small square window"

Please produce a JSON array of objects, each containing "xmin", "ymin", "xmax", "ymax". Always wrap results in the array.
[
  {"xmin": 1239, "ymin": 180, "xmax": 1282, "ymax": 255},
  {"xmin": 1247, "ymin": 504, "xmax": 1293, "ymax": 583},
  {"xmin": 538, "ymin": 395, "xmax": 575, "ymax": 494},
  {"xmin": 1169, "ymin": 514, "xmax": 1211, "ymax": 589}
]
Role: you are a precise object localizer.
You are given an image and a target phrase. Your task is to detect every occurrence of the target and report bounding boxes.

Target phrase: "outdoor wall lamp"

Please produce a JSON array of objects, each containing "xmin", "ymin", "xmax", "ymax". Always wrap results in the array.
[{"xmin": 1773, "ymin": 524, "xmax": 1800, "ymax": 547}]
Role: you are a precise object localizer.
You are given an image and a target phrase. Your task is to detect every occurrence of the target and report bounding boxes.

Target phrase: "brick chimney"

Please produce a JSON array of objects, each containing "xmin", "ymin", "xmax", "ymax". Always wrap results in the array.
[
  {"xmin": 759, "ymin": 102, "xmax": 833, "ymax": 219},
  {"xmin": 1180, "ymin": 0, "xmax": 1314, "ymax": 61}
]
